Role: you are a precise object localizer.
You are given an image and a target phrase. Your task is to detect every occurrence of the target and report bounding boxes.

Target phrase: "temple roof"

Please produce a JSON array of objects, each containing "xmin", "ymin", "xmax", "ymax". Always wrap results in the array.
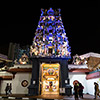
[
  {"xmin": 80, "ymin": 52, "xmax": 100, "ymax": 58},
  {"xmin": 9, "ymin": 64, "xmax": 32, "ymax": 69},
  {"xmin": 0, "ymin": 71, "xmax": 13, "ymax": 80},
  {"xmin": 30, "ymin": 8, "xmax": 71, "ymax": 58},
  {"xmin": 68, "ymin": 64, "xmax": 88, "ymax": 70},
  {"xmin": 0, "ymin": 53, "xmax": 8, "ymax": 59},
  {"xmin": 0, "ymin": 53, "xmax": 12, "ymax": 63}
]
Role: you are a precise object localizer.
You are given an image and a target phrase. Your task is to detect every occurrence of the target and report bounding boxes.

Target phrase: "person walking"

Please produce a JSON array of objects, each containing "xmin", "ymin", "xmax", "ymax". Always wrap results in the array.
[
  {"xmin": 9, "ymin": 83, "xmax": 12, "ymax": 94},
  {"xmin": 79, "ymin": 82, "xmax": 84, "ymax": 98},
  {"xmin": 5, "ymin": 83, "xmax": 9, "ymax": 95},
  {"xmin": 74, "ymin": 83, "xmax": 79, "ymax": 100},
  {"xmin": 94, "ymin": 82, "xmax": 99, "ymax": 99}
]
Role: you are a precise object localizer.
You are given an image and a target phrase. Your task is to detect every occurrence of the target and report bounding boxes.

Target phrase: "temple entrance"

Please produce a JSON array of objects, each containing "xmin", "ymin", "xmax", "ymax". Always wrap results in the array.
[{"xmin": 40, "ymin": 63, "xmax": 60, "ymax": 95}]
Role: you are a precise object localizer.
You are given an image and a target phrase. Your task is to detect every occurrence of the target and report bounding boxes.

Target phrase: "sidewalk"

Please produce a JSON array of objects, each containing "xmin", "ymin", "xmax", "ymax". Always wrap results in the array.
[
  {"xmin": 0, "ymin": 94, "xmax": 100, "ymax": 100},
  {"xmin": 64, "ymin": 94, "xmax": 100, "ymax": 100}
]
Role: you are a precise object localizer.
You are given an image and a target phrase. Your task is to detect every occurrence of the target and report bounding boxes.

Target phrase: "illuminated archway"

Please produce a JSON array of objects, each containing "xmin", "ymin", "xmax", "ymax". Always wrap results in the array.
[{"xmin": 41, "ymin": 63, "xmax": 60, "ymax": 95}]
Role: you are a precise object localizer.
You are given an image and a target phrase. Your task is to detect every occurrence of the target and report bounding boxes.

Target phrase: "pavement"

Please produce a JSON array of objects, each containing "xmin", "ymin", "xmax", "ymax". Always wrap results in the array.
[
  {"xmin": 63, "ymin": 94, "xmax": 100, "ymax": 100},
  {"xmin": 0, "ymin": 94, "xmax": 100, "ymax": 100}
]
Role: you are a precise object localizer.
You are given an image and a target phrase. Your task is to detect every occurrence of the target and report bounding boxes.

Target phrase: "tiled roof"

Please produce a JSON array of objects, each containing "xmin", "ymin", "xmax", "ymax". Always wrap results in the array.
[
  {"xmin": 9, "ymin": 64, "xmax": 88, "ymax": 70},
  {"xmin": 68, "ymin": 64, "xmax": 88, "ymax": 70},
  {"xmin": 9, "ymin": 64, "xmax": 32, "ymax": 69},
  {"xmin": 80, "ymin": 52, "xmax": 100, "ymax": 58},
  {"xmin": 0, "ymin": 54, "xmax": 8, "ymax": 60},
  {"xmin": 0, "ymin": 71, "xmax": 13, "ymax": 76},
  {"xmin": 0, "ymin": 53, "xmax": 12, "ymax": 63}
]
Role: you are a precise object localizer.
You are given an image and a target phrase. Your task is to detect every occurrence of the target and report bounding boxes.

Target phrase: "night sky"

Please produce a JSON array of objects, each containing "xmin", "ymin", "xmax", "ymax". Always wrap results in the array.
[{"xmin": 0, "ymin": 0, "xmax": 99, "ymax": 57}]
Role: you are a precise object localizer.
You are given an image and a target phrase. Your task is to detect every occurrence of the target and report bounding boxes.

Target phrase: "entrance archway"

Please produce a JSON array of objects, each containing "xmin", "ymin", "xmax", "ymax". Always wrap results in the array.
[{"xmin": 40, "ymin": 63, "xmax": 60, "ymax": 95}]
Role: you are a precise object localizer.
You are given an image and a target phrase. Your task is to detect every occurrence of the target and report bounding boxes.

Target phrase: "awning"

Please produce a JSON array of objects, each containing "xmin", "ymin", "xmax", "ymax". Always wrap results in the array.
[
  {"xmin": 86, "ymin": 71, "xmax": 100, "ymax": 80},
  {"xmin": 68, "ymin": 64, "xmax": 88, "ymax": 70},
  {"xmin": 0, "ymin": 71, "xmax": 13, "ymax": 80}
]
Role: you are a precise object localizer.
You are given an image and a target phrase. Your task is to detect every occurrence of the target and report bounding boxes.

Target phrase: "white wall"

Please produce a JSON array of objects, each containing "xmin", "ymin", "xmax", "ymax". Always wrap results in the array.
[
  {"xmin": 69, "ymin": 72, "xmax": 100, "ymax": 95},
  {"xmin": 0, "ymin": 80, "xmax": 12, "ymax": 94},
  {"xmin": 12, "ymin": 72, "xmax": 32, "ymax": 94},
  {"xmin": 0, "ymin": 72, "xmax": 32, "ymax": 94},
  {"xmin": 69, "ymin": 72, "xmax": 87, "ymax": 94},
  {"xmin": 1, "ymin": 71, "xmax": 99, "ymax": 95},
  {"xmin": 86, "ymin": 78, "xmax": 100, "ymax": 95}
]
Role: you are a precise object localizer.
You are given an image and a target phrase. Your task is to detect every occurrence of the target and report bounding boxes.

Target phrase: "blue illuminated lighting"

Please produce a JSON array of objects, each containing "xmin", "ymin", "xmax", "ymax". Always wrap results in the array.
[{"xmin": 31, "ymin": 8, "xmax": 71, "ymax": 58}]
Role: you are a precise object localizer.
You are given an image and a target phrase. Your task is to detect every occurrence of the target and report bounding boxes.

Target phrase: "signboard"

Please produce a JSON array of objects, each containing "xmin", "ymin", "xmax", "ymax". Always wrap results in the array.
[
  {"xmin": 60, "ymin": 88, "xmax": 65, "ymax": 93},
  {"xmin": 65, "ymin": 80, "xmax": 68, "ymax": 83},
  {"xmin": 33, "ymin": 81, "xmax": 36, "ymax": 84}
]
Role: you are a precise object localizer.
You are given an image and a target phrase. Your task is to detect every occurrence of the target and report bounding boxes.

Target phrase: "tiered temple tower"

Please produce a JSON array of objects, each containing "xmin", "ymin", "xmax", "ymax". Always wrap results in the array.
[
  {"xmin": 30, "ymin": 8, "xmax": 71, "ymax": 58},
  {"xmin": 28, "ymin": 8, "xmax": 72, "ymax": 96}
]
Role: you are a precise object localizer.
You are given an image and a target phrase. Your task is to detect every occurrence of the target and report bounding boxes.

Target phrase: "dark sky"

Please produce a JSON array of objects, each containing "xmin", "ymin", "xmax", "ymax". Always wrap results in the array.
[{"xmin": 0, "ymin": 0, "xmax": 99, "ymax": 57}]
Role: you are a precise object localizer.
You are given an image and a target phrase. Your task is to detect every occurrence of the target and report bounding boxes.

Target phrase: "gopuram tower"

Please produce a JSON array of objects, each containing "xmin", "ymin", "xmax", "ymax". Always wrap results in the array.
[{"xmin": 28, "ymin": 8, "xmax": 72, "ymax": 96}]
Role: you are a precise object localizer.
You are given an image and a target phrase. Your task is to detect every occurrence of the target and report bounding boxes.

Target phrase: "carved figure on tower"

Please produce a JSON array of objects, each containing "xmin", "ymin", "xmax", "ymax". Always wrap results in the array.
[{"xmin": 30, "ymin": 8, "xmax": 71, "ymax": 58}]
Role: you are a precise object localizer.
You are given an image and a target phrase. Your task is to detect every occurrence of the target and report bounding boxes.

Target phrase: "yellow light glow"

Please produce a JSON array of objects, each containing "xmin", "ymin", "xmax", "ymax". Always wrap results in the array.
[
  {"xmin": 41, "ymin": 63, "xmax": 60, "ymax": 68},
  {"xmin": 41, "ymin": 63, "xmax": 60, "ymax": 95}
]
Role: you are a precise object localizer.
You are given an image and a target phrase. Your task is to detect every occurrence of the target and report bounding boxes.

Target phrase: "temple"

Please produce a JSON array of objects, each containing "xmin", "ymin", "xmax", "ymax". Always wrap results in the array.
[
  {"xmin": 28, "ymin": 8, "xmax": 71, "ymax": 96},
  {"xmin": 0, "ymin": 8, "xmax": 100, "ymax": 97}
]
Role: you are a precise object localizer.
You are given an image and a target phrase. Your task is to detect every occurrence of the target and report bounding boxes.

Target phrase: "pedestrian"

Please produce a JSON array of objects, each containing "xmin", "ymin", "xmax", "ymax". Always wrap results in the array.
[
  {"xmin": 9, "ymin": 83, "xmax": 12, "ymax": 94},
  {"xmin": 5, "ymin": 83, "xmax": 9, "ymax": 95},
  {"xmin": 74, "ymin": 83, "xmax": 79, "ymax": 100},
  {"xmin": 79, "ymin": 82, "xmax": 84, "ymax": 98},
  {"xmin": 94, "ymin": 82, "xmax": 99, "ymax": 99}
]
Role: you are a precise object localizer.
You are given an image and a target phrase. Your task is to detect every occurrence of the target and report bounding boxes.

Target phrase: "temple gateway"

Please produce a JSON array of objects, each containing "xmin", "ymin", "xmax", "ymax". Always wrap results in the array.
[{"xmin": 28, "ymin": 8, "xmax": 71, "ymax": 96}]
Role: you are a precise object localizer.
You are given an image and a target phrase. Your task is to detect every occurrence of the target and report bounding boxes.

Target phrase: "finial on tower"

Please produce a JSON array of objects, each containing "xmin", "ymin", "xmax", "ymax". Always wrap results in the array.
[{"xmin": 41, "ymin": 8, "xmax": 61, "ymax": 16}]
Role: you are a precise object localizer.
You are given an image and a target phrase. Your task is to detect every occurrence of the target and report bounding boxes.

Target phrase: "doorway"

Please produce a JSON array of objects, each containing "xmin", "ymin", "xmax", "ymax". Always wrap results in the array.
[{"xmin": 40, "ymin": 63, "xmax": 60, "ymax": 95}]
